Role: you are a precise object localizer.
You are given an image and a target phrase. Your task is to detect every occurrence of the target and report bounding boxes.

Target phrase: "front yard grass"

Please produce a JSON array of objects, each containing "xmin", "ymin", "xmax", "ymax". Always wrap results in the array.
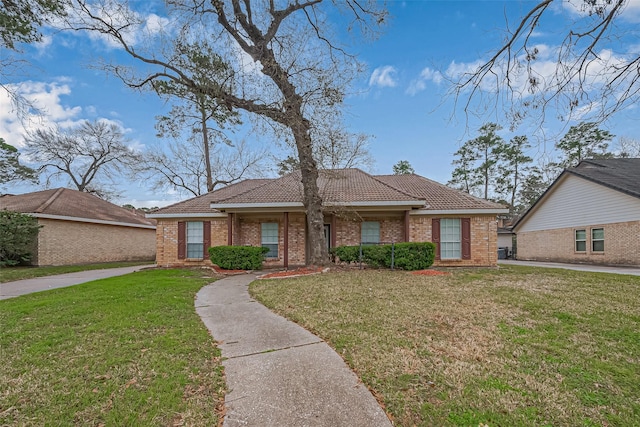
[
  {"xmin": 0, "ymin": 269, "xmax": 223, "ymax": 426},
  {"xmin": 251, "ymin": 265, "xmax": 640, "ymax": 426},
  {"xmin": 0, "ymin": 261, "xmax": 154, "ymax": 283}
]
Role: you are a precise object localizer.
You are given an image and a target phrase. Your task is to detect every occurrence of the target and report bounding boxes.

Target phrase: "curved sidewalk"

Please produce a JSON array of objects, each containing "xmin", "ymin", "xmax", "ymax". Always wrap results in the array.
[
  {"xmin": 195, "ymin": 273, "xmax": 392, "ymax": 427},
  {"xmin": 0, "ymin": 265, "xmax": 155, "ymax": 300}
]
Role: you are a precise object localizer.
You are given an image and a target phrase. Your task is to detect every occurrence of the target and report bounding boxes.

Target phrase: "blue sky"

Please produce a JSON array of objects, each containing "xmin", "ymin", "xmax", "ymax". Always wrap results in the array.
[{"xmin": 2, "ymin": 0, "xmax": 640, "ymax": 207}]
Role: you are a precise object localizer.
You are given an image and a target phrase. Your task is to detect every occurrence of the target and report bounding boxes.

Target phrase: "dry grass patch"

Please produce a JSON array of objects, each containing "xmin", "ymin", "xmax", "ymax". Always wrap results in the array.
[{"xmin": 250, "ymin": 266, "xmax": 640, "ymax": 426}]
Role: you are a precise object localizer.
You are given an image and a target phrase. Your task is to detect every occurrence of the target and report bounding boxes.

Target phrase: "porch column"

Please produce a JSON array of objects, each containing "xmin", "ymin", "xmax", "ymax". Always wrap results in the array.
[
  {"xmin": 227, "ymin": 213, "xmax": 233, "ymax": 245},
  {"xmin": 284, "ymin": 212, "xmax": 289, "ymax": 269},
  {"xmin": 331, "ymin": 214, "xmax": 337, "ymax": 248},
  {"xmin": 404, "ymin": 210, "xmax": 410, "ymax": 242}
]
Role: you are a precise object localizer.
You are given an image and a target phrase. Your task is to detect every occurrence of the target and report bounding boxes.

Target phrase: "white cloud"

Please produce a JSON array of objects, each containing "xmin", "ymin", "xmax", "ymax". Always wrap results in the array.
[
  {"xmin": 439, "ymin": 38, "xmax": 639, "ymax": 122},
  {"xmin": 407, "ymin": 67, "xmax": 444, "ymax": 95},
  {"xmin": 34, "ymin": 35, "xmax": 53, "ymax": 55},
  {"xmin": 65, "ymin": 2, "xmax": 173, "ymax": 50},
  {"xmin": 369, "ymin": 65, "xmax": 398, "ymax": 88},
  {"xmin": 0, "ymin": 80, "xmax": 84, "ymax": 148},
  {"xmin": 563, "ymin": 0, "xmax": 640, "ymax": 22}
]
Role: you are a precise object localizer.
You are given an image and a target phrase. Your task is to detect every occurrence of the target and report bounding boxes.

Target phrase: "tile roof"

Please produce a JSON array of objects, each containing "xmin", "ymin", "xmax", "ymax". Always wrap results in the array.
[
  {"xmin": 0, "ymin": 188, "xmax": 156, "ymax": 227},
  {"xmin": 210, "ymin": 169, "xmax": 425, "ymax": 205},
  {"xmin": 151, "ymin": 169, "xmax": 506, "ymax": 215},
  {"xmin": 570, "ymin": 158, "xmax": 640, "ymax": 199},
  {"xmin": 375, "ymin": 174, "xmax": 506, "ymax": 210},
  {"xmin": 150, "ymin": 179, "xmax": 272, "ymax": 215}
]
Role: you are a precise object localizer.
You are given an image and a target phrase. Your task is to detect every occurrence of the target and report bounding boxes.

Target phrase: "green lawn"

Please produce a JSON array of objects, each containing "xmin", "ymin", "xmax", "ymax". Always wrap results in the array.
[
  {"xmin": 0, "ymin": 269, "xmax": 223, "ymax": 426},
  {"xmin": 251, "ymin": 265, "xmax": 640, "ymax": 426},
  {"xmin": 0, "ymin": 261, "xmax": 154, "ymax": 283}
]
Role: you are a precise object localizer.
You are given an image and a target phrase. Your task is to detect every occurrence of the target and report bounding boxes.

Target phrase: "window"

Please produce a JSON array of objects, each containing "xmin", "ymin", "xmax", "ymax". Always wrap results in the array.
[
  {"xmin": 261, "ymin": 223, "xmax": 279, "ymax": 258},
  {"xmin": 575, "ymin": 229, "xmax": 586, "ymax": 252},
  {"xmin": 592, "ymin": 228, "xmax": 604, "ymax": 252},
  {"xmin": 186, "ymin": 221, "xmax": 204, "ymax": 258},
  {"xmin": 440, "ymin": 218, "xmax": 461, "ymax": 259},
  {"xmin": 361, "ymin": 221, "xmax": 380, "ymax": 244}
]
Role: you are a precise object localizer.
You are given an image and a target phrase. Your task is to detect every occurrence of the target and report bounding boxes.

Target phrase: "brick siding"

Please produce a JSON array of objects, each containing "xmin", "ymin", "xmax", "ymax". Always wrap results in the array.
[
  {"xmin": 517, "ymin": 220, "xmax": 640, "ymax": 266},
  {"xmin": 35, "ymin": 218, "xmax": 156, "ymax": 266},
  {"xmin": 409, "ymin": 214, "xmax": 497, "ymax": 267},
  {"xmin": 155, "ymin": 212, "xmax": 499, "ymax": 268}
]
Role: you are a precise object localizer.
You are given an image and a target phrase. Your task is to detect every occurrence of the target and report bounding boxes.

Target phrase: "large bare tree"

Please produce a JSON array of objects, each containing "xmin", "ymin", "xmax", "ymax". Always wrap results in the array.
[
  {"xmin": 139, "ymin": 138, "xmax": 266, "ymax": 197},
  {"xmin": 454, "ymin": 0, "xmax": 640, "ymax": 125},
  {"xmin": 68, "ymin": 0, "xmax": 385, "ymax": 265},
  {"xmin": 23, "ymin": 120, "xmax": 139, "ymax": 199}
]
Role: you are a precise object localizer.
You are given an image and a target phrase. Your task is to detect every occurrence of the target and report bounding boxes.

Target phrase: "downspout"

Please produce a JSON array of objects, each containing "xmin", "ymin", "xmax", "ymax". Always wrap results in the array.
[{"xmin": 284, "ymin": 212, "xmax": 289, "ymax": 270}]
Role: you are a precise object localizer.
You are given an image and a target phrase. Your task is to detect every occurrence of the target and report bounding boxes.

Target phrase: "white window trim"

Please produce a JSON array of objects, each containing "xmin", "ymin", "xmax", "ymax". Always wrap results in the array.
[
  {"xmin": 186, "ymin": 221, "xmax": 204, "ymax": 259},
  {"xmin": 591, "ymin": 228, "xmax": 604, "ymax": 253},
  {"xmin": 575, "ymin": 229, "xmax": 587, "ymax": 253},
  {"xmin": 261, "ymin": 222, "xmax": 279, "ymax": 258},
  {"xmin": 361, "ymin": 221, "xmax": 380, "ymax": 244},
  {"xmin": 440, "ymin": 218, "xmax": 462, "ymax": 260}
]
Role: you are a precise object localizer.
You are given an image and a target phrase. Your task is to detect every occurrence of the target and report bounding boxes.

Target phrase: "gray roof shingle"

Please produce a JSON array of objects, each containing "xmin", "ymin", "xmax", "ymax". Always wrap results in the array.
[
  {"xmin": 570, "ymin": 158, "xmax": 640, "ymax": 199},
  {"xmin": 513, "ymin": 158, "xmax": 640, "ymax": 230}
]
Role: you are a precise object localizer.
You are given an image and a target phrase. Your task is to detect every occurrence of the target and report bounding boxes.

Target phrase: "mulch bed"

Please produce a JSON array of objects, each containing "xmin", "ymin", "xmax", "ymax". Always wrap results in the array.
[{"xmin": 211, "ymin": 265, "xmax": 250, "ymax": 275}]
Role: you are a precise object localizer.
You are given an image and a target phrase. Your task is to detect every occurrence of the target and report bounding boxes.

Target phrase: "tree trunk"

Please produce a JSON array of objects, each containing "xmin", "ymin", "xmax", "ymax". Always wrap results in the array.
[
  {"xmin": 290, "ymin": 112, "xmax": 328, "ymax": 266},
  {"xmin": 200, "ymin": 96, "xmax": 214, "ymax": 193}
]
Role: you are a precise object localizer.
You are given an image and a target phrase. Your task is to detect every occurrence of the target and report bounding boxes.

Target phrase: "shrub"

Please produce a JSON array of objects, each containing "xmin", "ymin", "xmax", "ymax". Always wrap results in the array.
[
  {"xmin": 0, "ymin": 210, "xmax": 41, "ymax": 267},
  {"xmin": 331, "ymin": 242, "xmax": 436, "ymax": 271},
  {"xmin": 208, "ymin": 246, "xmax": 269, "ymax": 270},
  {"xmin": 393, "ymin": 242, "xmax": 436, "ymax": 271},
  {"xmin": 331, "ymin": 245, "xmax": 360, "ymax": 263}
]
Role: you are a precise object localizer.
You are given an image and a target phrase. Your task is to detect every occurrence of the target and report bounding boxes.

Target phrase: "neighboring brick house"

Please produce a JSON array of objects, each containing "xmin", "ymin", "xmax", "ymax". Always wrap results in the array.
[
  {"xmin": 513, "ymin": 158, "xmax": 640, "ymax": 266},
  {"xmin": 148, "ymin": 169, "xmax": 506, "ymax": 268},
  {"xmin": 0, "ymin": 188, "xmax": 156, "ymax": 266}
]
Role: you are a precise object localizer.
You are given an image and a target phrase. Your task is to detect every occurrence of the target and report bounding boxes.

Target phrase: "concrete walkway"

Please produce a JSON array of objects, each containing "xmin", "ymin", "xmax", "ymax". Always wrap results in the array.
[
  {"xmin": 499, "ymin": 259, "xmax": 640, "ymax": 276},
  {"xmin": 195, "ymin": 273, "xmax": 392, "ymax": 427},
  {"xmin": 0, "ymin": 265, "xmax": 155, "ymax": 300}
]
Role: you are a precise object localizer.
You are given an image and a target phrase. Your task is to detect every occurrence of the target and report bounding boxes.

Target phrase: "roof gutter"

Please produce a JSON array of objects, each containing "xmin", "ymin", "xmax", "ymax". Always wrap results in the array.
[
  {"xmin": 210, "ymin": 200, "xmax": 427, "ymax": 210},
  {"xmin": 210, "ymin": 202, "xmax": 305, "ymax": 210},
  {"xmin": 146, "ymin": 212, "xmax": 227, "ymax": 219},
  {"xmin": 410, "ymin": 208, "xmax": 509, "ymax": 215}
]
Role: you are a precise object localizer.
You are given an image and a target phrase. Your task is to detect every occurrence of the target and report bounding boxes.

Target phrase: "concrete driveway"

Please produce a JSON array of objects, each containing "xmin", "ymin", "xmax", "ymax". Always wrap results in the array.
[
  {"xmin": 0, "ymin": 265, "xmax": 155, "ymax": 300},
  {"xmin": 499, "ymin": 259, "xmax": 640, "ymax": 276}
]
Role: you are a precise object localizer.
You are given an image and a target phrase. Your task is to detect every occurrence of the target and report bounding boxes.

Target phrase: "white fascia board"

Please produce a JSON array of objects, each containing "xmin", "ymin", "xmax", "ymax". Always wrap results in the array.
[
  {"xmin": 32, "ymin": 213, "xmax": 156, "ymax": 229},
  {"xmin": 210, "ymin": 202, "xmax": 305, "ymax": 209},
  {"xmin": 146, "ymin": 212, "xmax": 227, "ymax": 219},
  {"xmin": 327, "ymin": 200, "xmax": 426, "ymax": 207},
  {"xmin": 410, "ymin": 208, "xmax": 509, "ymax": 215},
  {"xmin": 210, "ymin": 201, "xmax": 425, "ymax": 210}
]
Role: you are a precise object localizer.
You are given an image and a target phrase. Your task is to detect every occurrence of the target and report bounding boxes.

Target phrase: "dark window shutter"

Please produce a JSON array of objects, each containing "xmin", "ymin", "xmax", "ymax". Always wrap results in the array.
[
  {"xmin": 203, "ymin": 221, "xmax": 211, "ymax": 257},
  {"xmin": 432, "ymin": 218, "xmax": 441, "ymax": 260},
  {"xmin": 461, "ymin": 218, "xmax": 471, "ymax": 260},
  {"xmin": 177, "ymin": 221, "xmax": 186, "ymax": 260}
]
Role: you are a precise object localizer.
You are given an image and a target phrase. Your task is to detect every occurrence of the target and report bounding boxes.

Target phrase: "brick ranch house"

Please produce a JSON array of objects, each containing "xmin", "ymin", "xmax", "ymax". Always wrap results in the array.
[
  {"xmin": 0, "ymin": 188, "xmax": 156, "ymax": 266},
  {"xmin": 513, "ymin": 158, "xmax": 640, "ymax": 266},
  {"xmin": 148, "ymin": 169, "xmax": 507, "ymax": 268}
]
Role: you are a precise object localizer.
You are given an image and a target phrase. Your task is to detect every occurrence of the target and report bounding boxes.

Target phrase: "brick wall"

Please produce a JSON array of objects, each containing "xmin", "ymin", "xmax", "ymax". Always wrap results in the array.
[
  {"xmin": 237, "ymin": 213, "xmax": 306, "ymax": 267},
  {"xmin": 517, "ymin": 220, "xmax": 640, "ymax": 266},
  {"xmin": 155, "ymin": 212, "xmax": 499, "ymax": 268},
  {"xmin": 35, "ymin": 218, "xmax": 156, "ymax": 266},
  {"xmin": 155, "ymin": 218, "xmax": 227, "ymax": 267},
  {"xmin": 409, "ymin": 214, "xmax": 498, "ymax": 267},
  {"xmin": 334, "ymin": 214, "xmax": 405, "ymax": 246}
]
